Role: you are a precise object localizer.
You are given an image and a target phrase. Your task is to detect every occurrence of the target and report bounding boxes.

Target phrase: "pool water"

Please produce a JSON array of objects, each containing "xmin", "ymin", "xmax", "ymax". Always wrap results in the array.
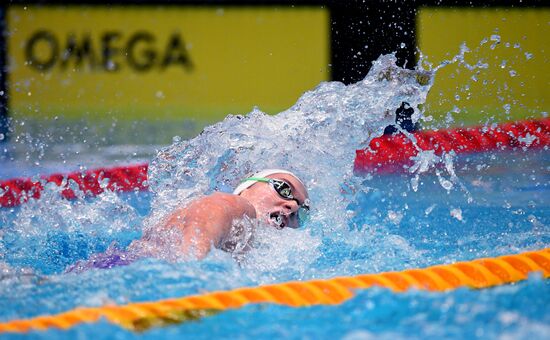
[
  {"xmin": 0, "ymin": 148, "xmax": 548, "ymax": 339},
  {"xmin": 0, "ymin": 54, "xmax": 548, "ymax": 339}
]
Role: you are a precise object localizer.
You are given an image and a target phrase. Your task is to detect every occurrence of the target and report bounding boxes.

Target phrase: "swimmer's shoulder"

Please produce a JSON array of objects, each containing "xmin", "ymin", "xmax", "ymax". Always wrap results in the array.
[{"xmin": 203, "ymin": 192, "xmax": 256, "ymax": 219}]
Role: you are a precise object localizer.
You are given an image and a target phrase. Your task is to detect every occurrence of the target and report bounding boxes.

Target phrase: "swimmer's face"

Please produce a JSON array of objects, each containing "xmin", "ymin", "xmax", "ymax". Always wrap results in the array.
[{"xmin": 239, "ymin": 173, "xmax": 309, "ymax": 229}]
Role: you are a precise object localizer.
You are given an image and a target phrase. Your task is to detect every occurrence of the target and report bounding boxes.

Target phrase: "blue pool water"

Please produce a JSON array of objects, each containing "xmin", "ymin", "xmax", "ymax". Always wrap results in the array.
[
  {"xmin": 0, "ymin": 55, "xmax": 549, "ymax": 339},
  {"xmin": 0, "ymin": 148, "xmax": 548, "ymax": 339}
]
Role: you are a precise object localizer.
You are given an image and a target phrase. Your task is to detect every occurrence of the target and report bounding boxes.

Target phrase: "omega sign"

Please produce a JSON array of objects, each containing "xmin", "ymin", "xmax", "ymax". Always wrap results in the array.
[{"xmin": 24, "ymin": 30, "xmax": 193, "ymax": 72}]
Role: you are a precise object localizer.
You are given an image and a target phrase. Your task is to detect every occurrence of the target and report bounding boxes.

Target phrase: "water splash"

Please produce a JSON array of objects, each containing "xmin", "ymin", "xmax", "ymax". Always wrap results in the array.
[
  {"xmin": 1, "ymin": 43, "xmax": 541, "ymax": 282},
  {"xmin": 0, "ymin": 53, "xmax": 437, "ymax": 278},
  {"xmin": 146, "ymin": 54, "xmax": 434, "ymax": 240},
  {"xmin": 1, "ymin": 182, "xmax": 142, "ymax": 274}
]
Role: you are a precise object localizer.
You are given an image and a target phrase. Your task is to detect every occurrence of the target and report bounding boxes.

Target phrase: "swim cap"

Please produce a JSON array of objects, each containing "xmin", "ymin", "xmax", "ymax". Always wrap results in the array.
[{"xmin": 233, "ymin": 169, "xmax": 306, "ymax": 195}]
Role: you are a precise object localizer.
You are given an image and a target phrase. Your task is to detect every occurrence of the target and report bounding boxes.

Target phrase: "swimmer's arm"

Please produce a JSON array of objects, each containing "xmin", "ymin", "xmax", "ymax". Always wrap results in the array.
[{"xmin": 164, "ymin": 193, "xmax": 256, "ymax": 259}]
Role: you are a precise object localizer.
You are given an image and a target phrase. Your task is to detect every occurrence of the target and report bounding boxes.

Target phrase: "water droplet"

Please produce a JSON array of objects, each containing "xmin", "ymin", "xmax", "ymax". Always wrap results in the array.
[
  {"xmin": 387, "ymin": 210, "xmax": 403, "ymax": 225},
  {"xmin": 527, "ymin": 215, "xmax": 543, "ymax": 229},
  {"xmin": 490, "ymin": 34, "xmax": 501, "ymax": 49},
  {"xmin": 445, "ymin": 112, "xmax": 454, "ymax": 124},
  {"xmin": 410, "ymin": 176, "xmax": 419, "ymax": 192},
  {"xmin": 425, "ymin": 204, "xmax": 436, "ymax": 216},
  {"xmin": 106, "ymin": 60, "xmax": 116, "ymax": 70},
  {"xmin": 503, "ymin": 104, "xmax": 511, "ymax": 114},
  {"xmin": 450, "ymin": 208, "xmax": 463, "ymax": 221},
  {"xmin": 512, "ymin": 209, "xmax": 525, "ymax": 215},
  {"xmin": 441, "ymin": 179, "xmax": 453, "ymax": 191}
]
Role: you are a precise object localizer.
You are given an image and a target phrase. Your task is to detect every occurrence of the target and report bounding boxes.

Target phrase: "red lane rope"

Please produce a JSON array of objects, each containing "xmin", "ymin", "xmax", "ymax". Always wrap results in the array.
[
  {"xmin": 0, "ymin": 163, "xmax": 148, "ymax": 208},
  {"xmin": 354, "ymin": 118, "xmax": 550, "ymax": 174},
  {"xmin": 1, "ymin": 118, "xmax": 548, "ymax": 208}
]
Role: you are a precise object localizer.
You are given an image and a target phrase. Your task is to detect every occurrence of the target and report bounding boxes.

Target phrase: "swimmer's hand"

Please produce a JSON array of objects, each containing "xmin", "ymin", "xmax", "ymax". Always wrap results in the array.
[{"xmin": 160, "ymin": 192, "xmax": 256, "ymax": 259}]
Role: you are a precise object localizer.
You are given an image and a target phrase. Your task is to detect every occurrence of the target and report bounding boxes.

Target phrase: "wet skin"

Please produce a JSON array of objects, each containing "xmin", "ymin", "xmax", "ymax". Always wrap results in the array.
[
  {"xmin": 140, "ymin": 172, "xmax": 309, "ymax": 259},
  {"xmin": 238, "ymin": 173, "xmax": 309, "ymax": 230}
]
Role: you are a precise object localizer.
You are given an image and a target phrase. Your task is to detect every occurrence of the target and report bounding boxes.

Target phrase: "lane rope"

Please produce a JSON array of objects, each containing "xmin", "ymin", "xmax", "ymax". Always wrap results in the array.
[
  {"xmin": 1, "ymin": 118, "xmax": 548, "ymax": 208},
  {"xmin": 0, "ymin": 163, "xmax": 148, "ymax": 208},
  {"xmin": 354, "ymin": 118, "xmax": 549, "ymax": 173},
  {"xmin": 0, "ymin": 248, "xmax": 548, "ymax": 333}
]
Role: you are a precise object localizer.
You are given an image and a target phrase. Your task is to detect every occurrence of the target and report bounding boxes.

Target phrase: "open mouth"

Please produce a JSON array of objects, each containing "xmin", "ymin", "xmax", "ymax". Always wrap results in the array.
[{"xmin": 269, "ymin": 212, "xmax": 287, "ymax": 229}]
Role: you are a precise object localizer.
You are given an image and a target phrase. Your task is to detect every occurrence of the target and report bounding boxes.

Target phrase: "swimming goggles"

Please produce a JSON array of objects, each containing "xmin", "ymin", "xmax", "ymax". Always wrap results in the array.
[{"xmin": 242, "ymin": 177, "xmax": 310, "ymax": 226}]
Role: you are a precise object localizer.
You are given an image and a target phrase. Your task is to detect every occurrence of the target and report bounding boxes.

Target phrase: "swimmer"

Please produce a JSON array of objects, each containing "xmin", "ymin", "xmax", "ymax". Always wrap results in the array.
[
  {"xmin": 148, "ymin": 169, "xmax": 310, "ymax": 259},
  {"xmin": 383, "ymin": 101, "xmax": 419, "ymax": 135},
  {"xmin": 66, "ymin": 169, "xmax": 309, "ymax": 272}
]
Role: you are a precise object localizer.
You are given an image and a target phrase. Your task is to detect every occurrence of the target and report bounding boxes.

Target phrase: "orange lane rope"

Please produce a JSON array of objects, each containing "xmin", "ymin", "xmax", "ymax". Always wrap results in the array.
[{"xmin": 1, "ymin": 248, "xmax": 548, "ymax": 333}]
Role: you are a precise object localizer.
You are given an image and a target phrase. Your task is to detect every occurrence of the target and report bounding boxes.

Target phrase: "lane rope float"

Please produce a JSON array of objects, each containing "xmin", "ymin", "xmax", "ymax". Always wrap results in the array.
[
  {"xmin": 1, "ymin": 118, "xmax": 548, "ymax": 208},
  {"xmin": 0, "ymin": 248, "xmax": 548, "ymax": 333}
]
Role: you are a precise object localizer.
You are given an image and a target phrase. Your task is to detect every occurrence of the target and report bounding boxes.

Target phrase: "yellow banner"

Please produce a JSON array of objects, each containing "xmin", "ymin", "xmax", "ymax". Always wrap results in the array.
[
  {"xmin": 8, "ymin": 6, "xmax": 329, "ymax": 122},
  {"xmin": 417, "ymin": 8, "xmax": 549, "ymax": 125}
]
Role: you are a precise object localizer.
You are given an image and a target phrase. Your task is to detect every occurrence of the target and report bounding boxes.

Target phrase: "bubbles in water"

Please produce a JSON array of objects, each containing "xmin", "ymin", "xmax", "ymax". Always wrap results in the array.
[{"xmin": 240, "ymin": 225, "xmax": 321, "ymax": 283}]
